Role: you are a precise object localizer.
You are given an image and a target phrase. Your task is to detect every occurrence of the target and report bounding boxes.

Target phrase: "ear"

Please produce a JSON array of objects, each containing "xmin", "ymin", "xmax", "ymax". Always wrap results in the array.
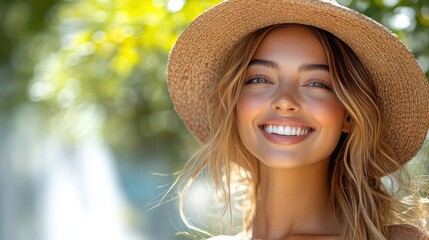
[{"xmin": 342, "ymin": 114, "xmax": 352, "ymax": 133}]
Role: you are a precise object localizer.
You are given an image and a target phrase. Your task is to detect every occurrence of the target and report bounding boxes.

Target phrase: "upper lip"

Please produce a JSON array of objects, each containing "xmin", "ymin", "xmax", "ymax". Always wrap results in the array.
[{"xmin": 258, "ymin": 117, "xmax": 315, "ymax": 131}]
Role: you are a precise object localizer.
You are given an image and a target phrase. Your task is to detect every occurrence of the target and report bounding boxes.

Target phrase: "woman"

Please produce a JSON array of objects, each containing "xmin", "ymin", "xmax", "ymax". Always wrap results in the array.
[{"xmin": 167, "ymin": 0, "xmax": 429, "ymax": 239}]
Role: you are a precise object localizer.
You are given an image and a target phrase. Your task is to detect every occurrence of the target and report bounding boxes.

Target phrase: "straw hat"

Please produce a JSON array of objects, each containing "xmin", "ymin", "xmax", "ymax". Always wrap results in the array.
[{"xmin": 167, "ymin": 0, "xmax": 429, "ymax": 169}]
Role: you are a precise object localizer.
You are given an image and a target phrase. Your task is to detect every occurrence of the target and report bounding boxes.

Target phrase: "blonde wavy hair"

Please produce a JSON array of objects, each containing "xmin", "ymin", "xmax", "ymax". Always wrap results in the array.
[{"xmin": 174, "ymin": 24, "xmax": 428, "ymax": 239}]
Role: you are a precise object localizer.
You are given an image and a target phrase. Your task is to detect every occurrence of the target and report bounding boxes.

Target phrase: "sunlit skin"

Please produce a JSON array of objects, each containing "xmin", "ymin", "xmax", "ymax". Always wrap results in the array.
[{"xmin": 235, "ymin": 25, "xmax": 351, "ymax": 239}]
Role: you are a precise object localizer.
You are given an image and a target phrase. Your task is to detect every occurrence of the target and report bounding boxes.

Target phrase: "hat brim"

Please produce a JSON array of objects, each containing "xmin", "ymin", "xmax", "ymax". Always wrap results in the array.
[{"xmin": 167, "ymin": 0, "xmax": 429, "ymax": 169}]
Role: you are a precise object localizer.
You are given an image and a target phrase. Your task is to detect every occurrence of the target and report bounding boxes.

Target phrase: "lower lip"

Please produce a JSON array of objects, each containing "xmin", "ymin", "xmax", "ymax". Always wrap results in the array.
[{"xmin": 260, "ymin": 127, "xmax": 313, "ymax": 145}]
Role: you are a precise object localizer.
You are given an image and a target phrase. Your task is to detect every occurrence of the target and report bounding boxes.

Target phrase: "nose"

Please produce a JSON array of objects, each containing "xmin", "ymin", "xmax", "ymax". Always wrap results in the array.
[{"xmin": 271, "ymin": 88, "xmax": 301, "ymax": 113}]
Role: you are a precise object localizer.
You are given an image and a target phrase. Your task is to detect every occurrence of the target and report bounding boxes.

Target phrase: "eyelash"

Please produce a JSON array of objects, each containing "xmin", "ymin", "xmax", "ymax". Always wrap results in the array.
[
  {"xmin": 306, "ymin": 80, "xmax": 332, "ymax": 90},
  {"xmin": 245, "ymin": 74, "xmax": 271, "ymax": 84}
]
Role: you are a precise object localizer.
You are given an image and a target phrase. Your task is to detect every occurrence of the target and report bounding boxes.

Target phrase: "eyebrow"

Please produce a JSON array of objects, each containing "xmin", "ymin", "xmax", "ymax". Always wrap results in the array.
[
  {"xmin": 248, "ymin": 58, "xmax": 329, "ymax": 72},
  {"xmin": 249, "ymin": 59, "xmax": 279, "ymax": 69},
  {"xmin": 298, "ymin": 63, "xmax": 329, "ymax": 72}
]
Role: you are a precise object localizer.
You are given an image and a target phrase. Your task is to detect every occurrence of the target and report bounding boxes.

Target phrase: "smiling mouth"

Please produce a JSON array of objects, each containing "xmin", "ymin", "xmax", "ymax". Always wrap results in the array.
[{"xmin": 261, "ymin": 125, "xmax": 315, "ymax": 136}]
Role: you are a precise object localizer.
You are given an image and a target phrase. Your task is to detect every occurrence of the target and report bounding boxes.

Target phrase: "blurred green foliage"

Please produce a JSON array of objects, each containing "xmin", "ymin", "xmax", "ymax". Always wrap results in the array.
[
  {"xmin": 0, "ymin": 0, "xmax": 428, "ymax": 172},
  {"xmin": 1, "ymin": 0, "xmax": 221, "ymax": 165}
]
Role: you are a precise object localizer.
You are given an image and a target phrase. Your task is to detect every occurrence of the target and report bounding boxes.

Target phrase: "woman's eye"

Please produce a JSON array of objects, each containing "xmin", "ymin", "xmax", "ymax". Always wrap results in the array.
[
  {"xmin": 307, "ymin": 81, "xmax": 332, "ymax": 90},
  {"xmin": 245, "ymin": 76, "xmax": 270, "ymax": 84}
]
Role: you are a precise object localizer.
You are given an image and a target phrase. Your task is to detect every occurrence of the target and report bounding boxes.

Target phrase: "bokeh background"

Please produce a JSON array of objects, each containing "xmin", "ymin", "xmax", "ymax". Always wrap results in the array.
[{"xmin": 0, "ymin": 0, "xmax": 428, "ymax": 239}]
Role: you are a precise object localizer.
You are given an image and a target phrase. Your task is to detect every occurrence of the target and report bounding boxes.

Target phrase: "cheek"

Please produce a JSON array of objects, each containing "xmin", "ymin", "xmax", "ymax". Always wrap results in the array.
[
  {"xmin": 307, "ymin": 96, "xmax": 345, "ymax": 123},
  {"xmin": 236, "ymin": 93, "xmax": 264, "ymax": 145},
  {"xmin": 236, "ymin": 93, "xmax": 261, "ymax": 127}
]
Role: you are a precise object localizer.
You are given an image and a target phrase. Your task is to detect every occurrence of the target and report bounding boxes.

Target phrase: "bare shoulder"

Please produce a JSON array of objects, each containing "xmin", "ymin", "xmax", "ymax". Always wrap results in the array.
[{"xmin": 387, "ymin": 224, "xmax": 429, "ymax": 240}]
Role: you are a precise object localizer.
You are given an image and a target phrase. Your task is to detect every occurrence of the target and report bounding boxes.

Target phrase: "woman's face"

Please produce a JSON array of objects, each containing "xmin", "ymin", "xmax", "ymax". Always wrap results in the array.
[{"xmin": 236, "ymin": 25, "xmax": 350, "ymax": 169}]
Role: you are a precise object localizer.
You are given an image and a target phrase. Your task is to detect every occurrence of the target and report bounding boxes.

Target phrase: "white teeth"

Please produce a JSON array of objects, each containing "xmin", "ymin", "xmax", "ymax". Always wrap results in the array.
[
  {"xmin": 285, "ymin": 126, "xmax": 291, "ymax": 135},
  {"xmin": 263, "ymin": 125, "xmax": 311, "ymax": 136},
  {"xmin": 278, "ymin": 126, "xmax": 284, "ymax": 135}
]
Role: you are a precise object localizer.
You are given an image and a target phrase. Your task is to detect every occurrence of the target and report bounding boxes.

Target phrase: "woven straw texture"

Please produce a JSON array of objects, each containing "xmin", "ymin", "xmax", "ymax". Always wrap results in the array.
[{"xmin": 167, "ymin": 0, "xmax": 429, "ymax": 169}]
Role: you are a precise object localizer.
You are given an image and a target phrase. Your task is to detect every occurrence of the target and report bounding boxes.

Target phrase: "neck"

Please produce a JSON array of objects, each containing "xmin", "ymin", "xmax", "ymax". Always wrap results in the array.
[{"xmin": 251, "ymin": 159, "xmax": 341, "ymax": 239}]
